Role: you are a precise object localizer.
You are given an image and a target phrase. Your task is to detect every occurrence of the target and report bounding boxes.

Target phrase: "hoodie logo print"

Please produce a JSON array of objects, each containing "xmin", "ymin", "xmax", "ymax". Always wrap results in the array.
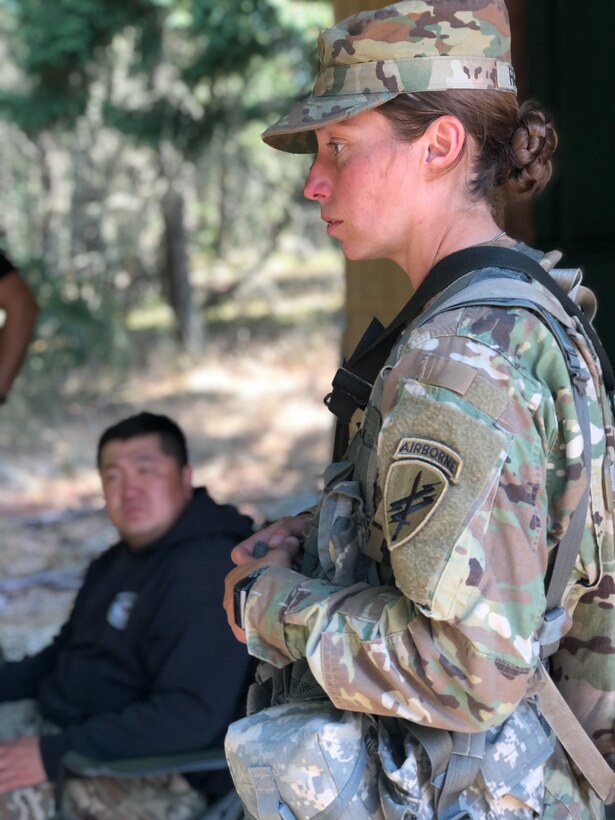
[{"xmin": 107, "ymin": 591, "xmax": 138, "ymax": 630}]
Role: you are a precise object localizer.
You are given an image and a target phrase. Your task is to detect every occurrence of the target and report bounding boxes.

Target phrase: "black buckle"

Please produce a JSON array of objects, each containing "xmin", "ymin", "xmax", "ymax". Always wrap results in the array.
[{"xmin": 323, "ymin": 367, "xmax": 374, "ymax": 422}]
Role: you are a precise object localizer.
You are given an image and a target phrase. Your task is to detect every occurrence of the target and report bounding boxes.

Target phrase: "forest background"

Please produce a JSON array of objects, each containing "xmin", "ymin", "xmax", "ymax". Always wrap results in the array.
[{"xmin": 0, "ymin": 0, "xmax": 345, "ymax": 657}]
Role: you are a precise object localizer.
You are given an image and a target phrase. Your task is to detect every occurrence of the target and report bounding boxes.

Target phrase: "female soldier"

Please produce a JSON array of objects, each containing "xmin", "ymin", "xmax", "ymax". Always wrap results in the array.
[{"xmin": 223, "ymin": 1, "xmax": 615, "ymax": 817}]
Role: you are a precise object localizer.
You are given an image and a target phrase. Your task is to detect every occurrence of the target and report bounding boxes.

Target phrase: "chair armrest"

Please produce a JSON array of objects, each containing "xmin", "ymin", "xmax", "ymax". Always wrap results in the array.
[{"xmin": 61, "ymin": 747, "xmax": 229, "ymax": 779}]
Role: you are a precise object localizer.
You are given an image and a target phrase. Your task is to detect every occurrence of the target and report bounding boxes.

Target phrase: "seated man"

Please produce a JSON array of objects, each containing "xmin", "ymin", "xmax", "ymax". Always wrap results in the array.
[{"xmin": 0, "ymin": 412, "xmax": 254, "ymax": 818}]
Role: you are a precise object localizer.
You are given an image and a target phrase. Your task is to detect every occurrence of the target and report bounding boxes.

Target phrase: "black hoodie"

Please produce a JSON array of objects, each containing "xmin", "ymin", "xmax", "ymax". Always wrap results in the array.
[{"xmin": 0, "ymin": 488, "xmax": 253, "ymax": 793}]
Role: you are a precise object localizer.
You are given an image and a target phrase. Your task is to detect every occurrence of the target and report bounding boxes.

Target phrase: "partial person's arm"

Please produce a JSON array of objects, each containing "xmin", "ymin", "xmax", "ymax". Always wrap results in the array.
[
  {"xmin": 0, "ymin": 256, "xmax": 38, "ymax": 400},
  {"xmin": 38, "ymin": 535, "xmax": 252, "ymax": 781}
]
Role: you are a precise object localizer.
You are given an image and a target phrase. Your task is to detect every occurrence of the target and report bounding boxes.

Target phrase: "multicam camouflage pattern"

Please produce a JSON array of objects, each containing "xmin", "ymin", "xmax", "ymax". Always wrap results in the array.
[
  {"xmin": 241, "ymin": 254, "xmax": 614, "ymax": 817},
  {"xmin": 262, "ymin": 0, "xmax": 516, "ymax": 153},
  {"xmin": 551, "ymin": 317, "xmax": 615, "ymax": 798},
  {"xmin": 0, "ymin": 701, "xmax": 207, "ymax": 819}
]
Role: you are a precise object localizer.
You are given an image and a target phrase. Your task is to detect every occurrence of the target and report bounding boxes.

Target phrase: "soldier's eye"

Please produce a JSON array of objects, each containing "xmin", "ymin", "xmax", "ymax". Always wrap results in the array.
[{"xmin": 327, "ymin": 140, "xmax": 344, "ymax": 156}]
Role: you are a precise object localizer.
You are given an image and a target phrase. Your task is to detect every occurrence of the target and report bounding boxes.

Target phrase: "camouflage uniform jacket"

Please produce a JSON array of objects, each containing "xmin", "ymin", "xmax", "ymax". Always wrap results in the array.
[{"xmin": 243, "ymin": 262, "xmax": 615, "ymax": 817}]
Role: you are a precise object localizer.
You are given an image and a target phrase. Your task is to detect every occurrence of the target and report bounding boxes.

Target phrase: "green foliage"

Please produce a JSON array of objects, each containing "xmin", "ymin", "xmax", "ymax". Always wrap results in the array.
[
  {"xmin": 108, "ymin": 0, "xmax": 327, "ymax": 156},
  {"xmin": 102, "ymin": 99, "xmax": 217, "ymax": 154},
  {"xmin": 0, "ymin": 0, "xmax": 160, "ymax": 132},
  {"xmin": 0, "ymin": 0, "xmax": 334, "ymax": 378},
  {"xmin": 21, "ymin": 257, "xmax": 132, "ymax": 394},
  {"xmin": 0, "ymin": 88, "xmax": 85, "ymax": 134},
  {"xmin": 180, "ymin": 0, "xmax": 291, "ymax": 81},
  {"xmin": 0, "ymin": 0, "xmax": 328, "ymax": 143},
  {"xmin": 15, "ymin": 0, "xmax": 144, "ymax": 74}
]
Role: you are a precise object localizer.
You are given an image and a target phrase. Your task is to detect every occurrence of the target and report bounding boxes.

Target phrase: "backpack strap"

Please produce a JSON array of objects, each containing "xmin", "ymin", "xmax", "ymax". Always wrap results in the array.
[
  {"xmin": 537, "ymin": 321, "xmax": 591, "ymax": 658},
  {"xmin": 405, "ymin": 723, "xmax": 486, "ymax": 820},
  {"xmin": 417, "ymin": 272, "xmax": 592, "ymax": 646},
  {"xmin": 413, "ymin": 271, "xmax": 615, "ymax": 803},
  {"xmin": 415, "ymin": 273, "xmax": 592, "ymax": 654},
  {"xmin": 530, "ymin": 664, "xmax": 615, "ymax": 803}
]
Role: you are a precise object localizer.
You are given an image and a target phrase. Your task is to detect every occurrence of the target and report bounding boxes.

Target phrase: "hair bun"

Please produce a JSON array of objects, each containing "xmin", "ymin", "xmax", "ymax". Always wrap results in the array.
[{"xmin": 499, "ymin": 101, "xmax": 558, "ymax": 196}]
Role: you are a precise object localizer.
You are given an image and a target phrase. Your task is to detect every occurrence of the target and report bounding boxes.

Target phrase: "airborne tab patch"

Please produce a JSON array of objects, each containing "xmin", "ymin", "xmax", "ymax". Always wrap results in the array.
[
  {"xmin": 393, "ymin": 437, "xmax": 462, "ymax": 482},
  {"xmin": 385, "ymin": 438, "xmax": 462, "ymax": 548}
]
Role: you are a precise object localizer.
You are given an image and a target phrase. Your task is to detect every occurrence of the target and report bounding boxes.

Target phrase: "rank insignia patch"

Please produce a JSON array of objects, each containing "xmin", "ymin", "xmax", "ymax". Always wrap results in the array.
[{"xmin": 384, "ymin": 438, "xmax": 462, "ymax": 548}]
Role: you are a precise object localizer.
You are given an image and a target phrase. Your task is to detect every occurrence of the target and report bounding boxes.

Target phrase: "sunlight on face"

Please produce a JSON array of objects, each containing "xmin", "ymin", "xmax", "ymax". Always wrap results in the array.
[{"xmin": 303, "ymin": 109, "xmax": 425, "ymax": 268}]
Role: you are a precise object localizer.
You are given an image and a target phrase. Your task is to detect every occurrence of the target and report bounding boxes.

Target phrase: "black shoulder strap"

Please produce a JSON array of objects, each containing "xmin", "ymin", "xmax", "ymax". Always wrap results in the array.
[{"xmin": 327, "ymin": 246, "xmax": 614, "ymax": 459}]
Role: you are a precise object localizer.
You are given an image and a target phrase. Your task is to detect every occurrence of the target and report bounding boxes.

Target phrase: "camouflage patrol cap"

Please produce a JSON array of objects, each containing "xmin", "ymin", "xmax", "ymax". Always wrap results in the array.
[{"xmin": 262, "ymin": 0, "xmax": 516, "ymax": 153}]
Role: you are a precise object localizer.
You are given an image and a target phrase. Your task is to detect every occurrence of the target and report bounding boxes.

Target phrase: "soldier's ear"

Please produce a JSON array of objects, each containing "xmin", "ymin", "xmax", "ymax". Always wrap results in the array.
[{"xmin": 424, "ymin": 116, "xmax": 466, "ymax": 171}]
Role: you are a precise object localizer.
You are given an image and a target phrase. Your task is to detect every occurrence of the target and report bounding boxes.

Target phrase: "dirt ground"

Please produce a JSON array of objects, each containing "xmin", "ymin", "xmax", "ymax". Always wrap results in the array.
[{"xmin": 0, "ymin": 256, "xmax": 344, "ymax": 660}]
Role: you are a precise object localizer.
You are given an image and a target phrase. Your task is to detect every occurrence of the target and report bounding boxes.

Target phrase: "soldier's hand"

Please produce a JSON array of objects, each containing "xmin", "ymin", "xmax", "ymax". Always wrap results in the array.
[
  {"xmin": 0, "ymin": 736, "xmax": 46, "ymax": 793},
  {"xmin": 224, "ymin": 536, "xmax": 303, "ymax": 644},
  {"xmin": 231, "ymin": 514, "xmax": 312, "ymax": 566}
]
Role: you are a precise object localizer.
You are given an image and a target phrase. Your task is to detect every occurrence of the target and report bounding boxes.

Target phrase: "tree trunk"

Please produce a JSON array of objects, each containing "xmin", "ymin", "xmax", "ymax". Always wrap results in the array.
[
  {"xmin": 70, "ymin": 122, "xmax": 107, "ymax": 287},
  {"xmin": 158, "ymin": 144, "xmax": 204, "ymax": 354},
  {"xmin": 36, "ymin": 133, "xmax": 65, "ymax": 276},
  {"xmin": 160, "ymin": 178, "xmax": 204, "ymax": 353}
]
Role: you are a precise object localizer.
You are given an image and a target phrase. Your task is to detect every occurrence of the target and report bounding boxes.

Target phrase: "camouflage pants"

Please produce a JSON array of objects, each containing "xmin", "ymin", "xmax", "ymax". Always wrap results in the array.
[
  {"xmin": 58, "ymin": 773, "xmax": 207, "ymax": 820},
  {"xmin": 0, "ymin": 701, "xmax": 208, "ymax": 819}
]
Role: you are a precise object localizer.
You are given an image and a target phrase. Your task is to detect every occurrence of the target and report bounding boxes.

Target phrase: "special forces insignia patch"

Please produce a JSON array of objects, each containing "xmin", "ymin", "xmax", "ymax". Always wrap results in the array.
[{"xmin": 384, "ymin": 438, "xmax": 463, "ymax": 548}]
